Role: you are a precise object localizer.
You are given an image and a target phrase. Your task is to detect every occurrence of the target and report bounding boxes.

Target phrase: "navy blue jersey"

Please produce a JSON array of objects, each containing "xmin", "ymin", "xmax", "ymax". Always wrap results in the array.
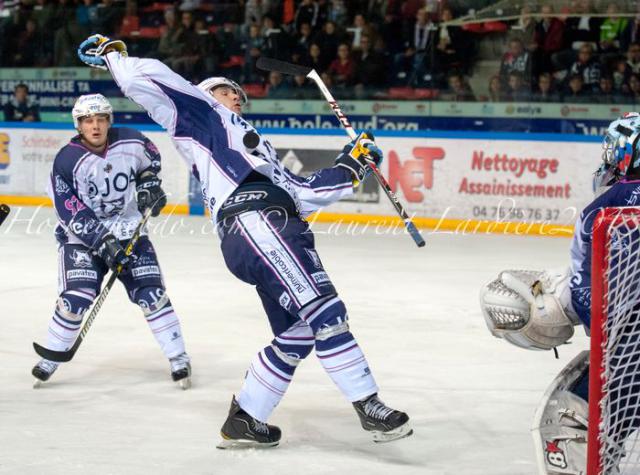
[
  {"xmin": 570, "ymin": 179, "xmax": 640, "ymax": 328},
  {"xmin": 47, "ymin": 127, "xmax": 162, "ymax": 248}
]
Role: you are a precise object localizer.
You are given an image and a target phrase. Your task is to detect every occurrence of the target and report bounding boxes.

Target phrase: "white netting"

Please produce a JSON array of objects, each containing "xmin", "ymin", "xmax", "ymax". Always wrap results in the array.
[{"xmin": 597, "ymin": 210, "xmax": 640, "ymax": 474}]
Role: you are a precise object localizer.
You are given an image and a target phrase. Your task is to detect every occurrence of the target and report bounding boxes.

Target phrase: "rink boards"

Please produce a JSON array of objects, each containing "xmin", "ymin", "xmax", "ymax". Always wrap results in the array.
[{"xmin": 0, "ymin": 123, "xmax": 601, "ymax": 236}]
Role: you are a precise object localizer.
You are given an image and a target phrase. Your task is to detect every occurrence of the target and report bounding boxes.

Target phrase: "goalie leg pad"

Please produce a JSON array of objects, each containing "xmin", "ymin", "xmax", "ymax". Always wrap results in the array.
[
  {"xmin": 532, "ymin": 351, "xmax": 589, "ymax": 475},
  {"xmin": 480, "ymin": 268, "xmax": 577, "ymax": 350}
]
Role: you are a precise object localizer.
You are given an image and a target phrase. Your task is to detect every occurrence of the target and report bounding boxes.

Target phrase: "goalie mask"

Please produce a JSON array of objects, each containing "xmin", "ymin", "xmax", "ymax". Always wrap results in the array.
[
  {"xmin": 595, "ymin": 112, "xmax": 640, "ymax": 190},
  {"xmin": 72, "ymin": 94, "xmax": 113, "ymax": 129},
  {"xmin": 197, "ymin": 77, "xmax": 248, "ymax": 105}
]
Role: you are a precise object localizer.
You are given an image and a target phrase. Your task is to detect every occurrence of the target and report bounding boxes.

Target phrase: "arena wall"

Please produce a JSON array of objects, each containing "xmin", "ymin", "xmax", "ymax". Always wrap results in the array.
[{"xmin": 0, "ymin": 123, "xmax": 601, "ymax": 237}]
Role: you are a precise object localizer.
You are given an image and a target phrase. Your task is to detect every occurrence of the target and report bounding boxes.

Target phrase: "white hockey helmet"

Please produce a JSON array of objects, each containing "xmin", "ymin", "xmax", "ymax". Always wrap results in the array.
[
  {"xmin": 197, "ymin": 77, "xmax": 248, "ymax": 104},
  {"xmin": 594, "ymin": 112, "xmax": 640, "ymax": 190},
  {"xmin": 72, "ymin": 93, "xmax": 113, "ymax": 129}
]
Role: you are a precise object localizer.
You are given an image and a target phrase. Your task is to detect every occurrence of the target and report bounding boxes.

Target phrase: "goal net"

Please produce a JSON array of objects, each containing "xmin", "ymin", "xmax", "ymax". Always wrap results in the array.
[{"xmin": 589, "ymin": 207, "xmax": 640, "ymax": 474}]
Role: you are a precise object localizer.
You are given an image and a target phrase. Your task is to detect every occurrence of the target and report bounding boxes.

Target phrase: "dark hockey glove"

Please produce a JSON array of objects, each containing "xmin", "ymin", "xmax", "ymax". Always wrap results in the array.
[
  {"xmin": 335, "ymin": 130, "xmax": 383, "ymax": 186},
  {"xmin": 97, "ymin": 234, "xmax": 132, "ymax": 272},
  {"xmin": 136, "ymin": 171, "xmax": 166, "ymax": 217}
]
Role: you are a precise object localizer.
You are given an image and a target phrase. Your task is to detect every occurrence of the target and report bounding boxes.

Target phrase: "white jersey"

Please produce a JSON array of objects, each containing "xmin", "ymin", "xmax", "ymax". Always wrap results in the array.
[
  {"xmin": 103, "ymin": 53, "xmax": 354, "ymax": 221},
  {"xmin": 48, "ymin": 127, "xmax": 161, "ymax": 247}
]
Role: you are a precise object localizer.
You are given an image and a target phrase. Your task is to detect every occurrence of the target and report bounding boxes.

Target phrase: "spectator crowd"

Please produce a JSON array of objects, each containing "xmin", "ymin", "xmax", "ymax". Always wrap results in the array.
[{"xmin": 0, "ymin": 0, "xmax": 639, "ymax": 104}]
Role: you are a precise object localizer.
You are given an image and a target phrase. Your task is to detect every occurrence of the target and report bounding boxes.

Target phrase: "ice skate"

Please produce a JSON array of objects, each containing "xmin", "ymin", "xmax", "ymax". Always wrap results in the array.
[
  {"xmin": 217, "ymin": 396, "xmax": 281, "ymax": 449},
  {"xmin": 169, "ymin": 352, "xmax": 191, "ymax": 390},
  {"xmin": 32, "ymin": 359, "xmax": 59, "ymax": 388},
  {"xmin": 353, "ymin": 393, "xmax": 413, "ymax": 443}
]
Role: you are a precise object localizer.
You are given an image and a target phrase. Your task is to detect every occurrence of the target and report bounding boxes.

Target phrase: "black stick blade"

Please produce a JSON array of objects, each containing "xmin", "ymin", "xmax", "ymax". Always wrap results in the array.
[
  {"xmin": 256, "ymin": 57, "xmax": 312, "ymax": 77},
  {"xmin": 33, "ymin": 341, "xmax": 76, "ymax": 363},
  {"xmin": 0, "ymin": 204, "xmax": 9, "ymax": 227}
]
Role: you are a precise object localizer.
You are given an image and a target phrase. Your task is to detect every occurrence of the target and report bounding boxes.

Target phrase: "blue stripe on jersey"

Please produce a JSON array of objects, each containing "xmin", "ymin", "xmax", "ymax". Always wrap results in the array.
[{"xmin": 151, "ymin": 80, "xmax": 254, "ymax": 185}]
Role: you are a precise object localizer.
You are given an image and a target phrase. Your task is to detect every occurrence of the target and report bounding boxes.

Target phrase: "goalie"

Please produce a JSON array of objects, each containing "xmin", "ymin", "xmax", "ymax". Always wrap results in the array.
[{"xmin": 480, "ymin": 113, "xmax": 640, "ymax": 474}]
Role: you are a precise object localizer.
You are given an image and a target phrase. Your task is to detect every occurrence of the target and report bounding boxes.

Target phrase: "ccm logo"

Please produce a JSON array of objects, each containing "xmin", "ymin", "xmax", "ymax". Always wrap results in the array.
[{"xmin": 224, "ymin": 191, "xmax": 268, "ymax": 206}]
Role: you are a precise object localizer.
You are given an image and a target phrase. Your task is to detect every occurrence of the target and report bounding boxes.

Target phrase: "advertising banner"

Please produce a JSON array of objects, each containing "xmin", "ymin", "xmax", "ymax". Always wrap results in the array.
[
  {"xmin": 0, "ymin": 126, "xmax": 189, "ymax": 205},
  {"xmin": 0, "ymin": 126, "xmax": 599, "ymax": 230}
]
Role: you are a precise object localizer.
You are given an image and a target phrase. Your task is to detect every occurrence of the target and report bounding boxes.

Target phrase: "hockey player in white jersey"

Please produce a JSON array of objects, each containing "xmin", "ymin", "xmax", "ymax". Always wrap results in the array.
[
  {"xmin": 32, "ymin": 93, "xmax": 192, "ymax": 389},
  {"xmin": 77, "ymin": 34, "xmax": 412, "ymax": 447},
  {"xmin": 480, "ymin": 113, "xmax": 640, "ymax": 474}
]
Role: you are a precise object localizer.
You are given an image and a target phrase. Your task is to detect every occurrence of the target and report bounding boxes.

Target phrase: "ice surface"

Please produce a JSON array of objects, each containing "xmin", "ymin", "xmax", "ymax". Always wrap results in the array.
[{"xmin": 0, "ymin": 207, "xmax": 588, "ymax": 475}]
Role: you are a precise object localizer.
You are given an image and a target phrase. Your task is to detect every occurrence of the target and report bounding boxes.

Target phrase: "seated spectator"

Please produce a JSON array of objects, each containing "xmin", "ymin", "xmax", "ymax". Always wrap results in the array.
[
  {"xmin": 294, "ymin": 22, "xmax": 313, "ymax": 56},
  {"xmin": 194, "ymin": 18, "xmax": 222, "ymax": 80},
  {"xmin": 485, "ymin": 75, "xmax": 508, "ymax": 102},
  {"xmin": 511, "ymin": 5, "xmax": 537, "ymax": 52},
  {"xmin": 531, "ymin": 72, "xmax": 560, "ymax": 102},
  {"xmin": 627, "ymin": 43, "xmax": 640, "ymax": 75},
  {"xmin": 568, "ymin": 43, "xmax": 601, "ymax": 92},
  {"xmin": 596, "ymin": 75, "xmax": 626, "ymax": 104},
  {"xmin": 119, "ymin": 0, "xmax": 140, "ymax": 37},
  {"xmin": 433, "ymin": 7, "xmax": 467, "ymax": 77},
  {"xmin": 304, "ymin": 43, "xmax": 329, "ymax": 73},
  {"xmin": 499, "ymin": 38, "xmax": 531, "ymax": 86},
  {"xmin": 563, "ymin": 74, "xmax": 590, "ymax": 103},
  {"xmin": 166, "ymin": 11, "xmax": 201, "ymax": 78},
  {"xmin": 156, "ymin": 8, "xmax": 179, "ymax": 60},
  {"xmin": 95, "ymin": 0, "xmax": 124, "ymax": 37},
  {"xmin": 353, "ymin": 35, "xmax": 387, "ymax": 87},
  {"xmin": 534, "ymin": 4, "xmax": 564, "ymax": 73},
  {"xmin": 349, "ymin": 13, "xmax": 377, "ymax": 50},
  {"xmin": 599, "ymin": 4, "xmax": 628, "ymax": 54},
  {"xmin": 553, "ymin": 0, "xmax": 601, "ymax": 71},
  {"xmin": 328, "ymin": 42, "xmax": 355, "ymax": 86},
  {"xmin": 242, "ymin": 23, "xmax": 265, "ymax": 82},
  {"xmin": 266, "ymin": 71, "xmax": 290, "ymax": 98},
  {"xmin": 506, "ymin": 72, "xmax": 530, "ymax": 102},
  {"xmin": 621, "ymin": 13, "xmax": 640, "ymax": 51},
  {"xmin": 613, "ymin": 57, "xmax": 629, "ymax": 92},
  {"xmin": 10, "ymin": 19, "xmax": 45, "ymax": 66},
  {"xmin": 3, "ymin": 84, "xmax": 40, "ymax": 122},
  {"xmin": 441, "ymin": 73, "xmax": 475, "ymax": 102},
  {"xmin": 262, "ymin": 15, "xmax": 288, "ymax": 60},
  {"xmin": 627, "ymin": 73, "xmax": 640, "ymax": 103},
  {"xmin": 313, "ymin": 20, "xmax": 342, "ymax": 64},
  {"xmin": 394, "ymin": 8, "xmax": 435, "ymax": 85},
  {"xmin": 290, "ymin": 74, "xmax": 315, "ymax": 99},
  {"xmin": 295, "ymin": 0, "xmax": 319, "ymax": 33}
]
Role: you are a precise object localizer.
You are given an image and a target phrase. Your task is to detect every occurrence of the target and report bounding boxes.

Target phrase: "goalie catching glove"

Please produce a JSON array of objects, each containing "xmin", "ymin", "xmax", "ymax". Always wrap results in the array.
[
  {"xmin": 335, "ymin": 130, "xmax": 383, "ymax": 187},
  {"xmin": 479, "ymin": 268, "xmax": 580, "ymax": 351},
  {"xmin": 136, "ymin": 170, "xmax": 166, "ymax": 217},
  {"xmin": 78, "ymin": 34, "xmax": 127, "ymax": 70}
]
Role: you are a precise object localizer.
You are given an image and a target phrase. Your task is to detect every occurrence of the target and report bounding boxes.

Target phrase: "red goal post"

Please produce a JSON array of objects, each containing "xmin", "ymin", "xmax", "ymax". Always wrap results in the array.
[{"xmin": 588, "ymin": 206, "xmax": 640, "ymax": 475}]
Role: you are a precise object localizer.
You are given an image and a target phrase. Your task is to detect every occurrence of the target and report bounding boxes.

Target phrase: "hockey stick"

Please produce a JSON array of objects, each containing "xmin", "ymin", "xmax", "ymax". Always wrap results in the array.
[
  {"xmin": 32, "ymin": 208, "xmax": 153, "ymax": 362},
  {"xmin": 0, "ymin": 204, "xmax": 9, "ymax": 227},
  {"xmin": 256, "ymin": 57, "xmax": 425, "ymax": 247}
]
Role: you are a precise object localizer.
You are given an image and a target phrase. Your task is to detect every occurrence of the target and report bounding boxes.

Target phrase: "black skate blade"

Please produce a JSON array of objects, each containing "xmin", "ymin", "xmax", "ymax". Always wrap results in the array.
[
  {"xmin": 33, "ymin": 342, "xmax": 74, "ymax": 363},
  {"xmin": 216, "ymin": 436, "xmax": 279, "ymax": 450},
  {"xmin": 177, "ymin": 377, "xmax": 192, "ymax": 390},
  {"xmin": 372, "ymin": 422, "xmax": 413, "ymax": 443}
]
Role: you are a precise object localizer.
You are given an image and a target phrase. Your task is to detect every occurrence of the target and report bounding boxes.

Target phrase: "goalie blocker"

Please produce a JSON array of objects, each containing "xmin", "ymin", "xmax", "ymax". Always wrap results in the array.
[{"xmin": 479, "ymin": 268, "xmax": 580, "ymax": 351}]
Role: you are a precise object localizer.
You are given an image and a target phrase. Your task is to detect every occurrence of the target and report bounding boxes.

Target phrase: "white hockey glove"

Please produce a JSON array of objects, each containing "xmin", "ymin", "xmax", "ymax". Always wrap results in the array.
[
  {"xmin": 78, "ymin": 34, "xmax": 127, "ymax": 70},
  {"xmin": 479, "ymin": 268, "xmax": 580, "ymax": 351}
]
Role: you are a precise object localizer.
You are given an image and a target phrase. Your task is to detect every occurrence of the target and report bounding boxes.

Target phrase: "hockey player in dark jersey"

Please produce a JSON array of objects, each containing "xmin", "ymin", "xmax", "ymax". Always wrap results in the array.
[
  {"xmin": 480, "ymin": 113, "xmax": 640, "ymax": 473},
  {"xmin": 32, "ymin": 94, "xmax": 192, "ymax": 389},
  {"xmin": 76, "ymin": 34, "xmax": 412, "ymax": 448}
]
